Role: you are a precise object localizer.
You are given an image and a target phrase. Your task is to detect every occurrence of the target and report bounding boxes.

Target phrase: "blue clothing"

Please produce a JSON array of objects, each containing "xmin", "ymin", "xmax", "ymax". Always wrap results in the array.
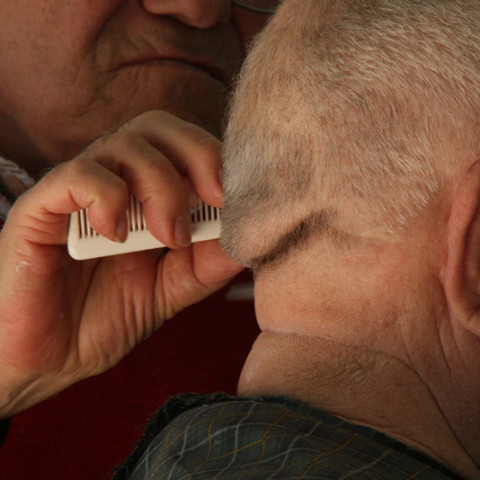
[{"xmin": 113, "ymin": 393, "xmax": 462, "ymax": 480}]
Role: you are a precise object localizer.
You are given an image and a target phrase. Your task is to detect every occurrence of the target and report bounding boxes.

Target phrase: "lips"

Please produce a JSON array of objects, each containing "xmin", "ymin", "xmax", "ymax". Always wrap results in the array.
[
  {"xmin": 119, "ymin": 53, "xmax": 231, "ymax": 85},
  {"xmin": 96, "ymin": 14, "xmax": 244, "ymax": 91}
]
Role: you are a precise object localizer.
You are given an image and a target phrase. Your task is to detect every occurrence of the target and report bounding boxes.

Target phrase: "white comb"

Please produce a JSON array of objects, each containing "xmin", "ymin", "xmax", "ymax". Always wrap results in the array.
[{"xmin": 67, "ymin": 192, "xmax": 221, "ymax": 260}]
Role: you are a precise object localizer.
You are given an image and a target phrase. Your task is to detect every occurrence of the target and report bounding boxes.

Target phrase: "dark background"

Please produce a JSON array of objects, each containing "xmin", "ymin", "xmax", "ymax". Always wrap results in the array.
[{"xmin": 0, "ymin": 272, "xmax": 259, "ymax": 479}]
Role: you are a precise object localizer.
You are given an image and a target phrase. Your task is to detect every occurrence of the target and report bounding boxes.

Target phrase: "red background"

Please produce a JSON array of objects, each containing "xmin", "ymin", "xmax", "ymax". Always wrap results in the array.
[{"xmin": 0, "ymin": 272, "xmax": 259, "ymax": 479}]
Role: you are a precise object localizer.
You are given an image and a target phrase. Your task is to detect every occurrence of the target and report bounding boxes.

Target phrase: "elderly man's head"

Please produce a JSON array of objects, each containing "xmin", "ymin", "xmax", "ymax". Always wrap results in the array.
[
  {"xmin": 222, "ymin": 0, "xmax": 480, "ymax": 269},
  {"xmin": 223, "ymin": 4, "xmax": 480, "ymax": 475}
]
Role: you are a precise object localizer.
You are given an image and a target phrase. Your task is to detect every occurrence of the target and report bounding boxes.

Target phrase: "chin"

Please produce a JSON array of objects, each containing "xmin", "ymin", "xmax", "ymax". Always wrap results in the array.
[
  {"xmin": 110, "ymin": 62, "xmax": 228, "ymax": 136},
  {"xmin": 47, "ymin": 90, "xmax": 224, "ymax": 163}
]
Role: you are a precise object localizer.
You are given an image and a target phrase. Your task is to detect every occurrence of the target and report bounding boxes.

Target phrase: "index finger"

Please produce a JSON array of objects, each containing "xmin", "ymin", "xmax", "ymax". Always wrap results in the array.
[{"xmin": 117, "ymin": 111, "xmax": 224, "ymax": 207}]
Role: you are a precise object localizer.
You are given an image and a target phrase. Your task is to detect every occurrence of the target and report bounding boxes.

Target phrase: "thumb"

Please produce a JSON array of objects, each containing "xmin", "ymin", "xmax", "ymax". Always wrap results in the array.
[{"xmin": 159, "ymin": 240, "xmax": 243, "ymax": 319}]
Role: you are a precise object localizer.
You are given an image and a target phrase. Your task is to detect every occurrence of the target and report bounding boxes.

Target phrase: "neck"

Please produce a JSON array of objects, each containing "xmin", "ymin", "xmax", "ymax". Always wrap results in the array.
[
  {"xmin": 239, "ymin": 238, "xmax": 480, "ymax": 479},
  {"xmin": 238, "ymin": 330, "xmax": 479, "ymax": 479}
]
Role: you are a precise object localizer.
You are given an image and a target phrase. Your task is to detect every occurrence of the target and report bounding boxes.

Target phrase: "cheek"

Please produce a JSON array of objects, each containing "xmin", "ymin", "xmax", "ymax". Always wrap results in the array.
[
  {"xmin": 0, "ymin": 7, "xmax": 95, "ymax": 112},
  {"xmin": 56, "ymin": 1, "xmax": 126, "ymax": 46},
  {"xmin": 96, "ymin": 64, "xmax": 227, "ymax": 133},
  {"xmin": 25, "ymin": 63, "xmax": 228, "ymax": 163}
]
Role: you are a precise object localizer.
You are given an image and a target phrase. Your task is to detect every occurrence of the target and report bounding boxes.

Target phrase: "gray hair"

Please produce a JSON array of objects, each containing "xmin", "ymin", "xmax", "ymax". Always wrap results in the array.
[{"xmin": 221, "ymin": 0, "xmax": 480, "ymax": 265}]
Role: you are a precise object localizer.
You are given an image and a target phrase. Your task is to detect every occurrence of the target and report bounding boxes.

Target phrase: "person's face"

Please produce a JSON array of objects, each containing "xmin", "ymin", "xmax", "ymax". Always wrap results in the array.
[{"xmin": 0, "ymin": 0, "xmax": 266, "ymax": 171}]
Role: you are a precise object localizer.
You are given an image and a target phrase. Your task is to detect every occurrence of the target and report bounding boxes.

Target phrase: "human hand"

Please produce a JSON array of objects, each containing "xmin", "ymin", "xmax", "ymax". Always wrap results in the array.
[{"xmin": 0, "ymin": 111, "xmax": 242, "ymax": 418}]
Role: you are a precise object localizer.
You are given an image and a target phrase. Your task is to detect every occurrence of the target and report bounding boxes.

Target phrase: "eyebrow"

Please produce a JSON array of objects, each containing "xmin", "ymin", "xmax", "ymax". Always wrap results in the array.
[{"xmin": 249, "ymin": 210, "xmax": 331, "ymax": 270}]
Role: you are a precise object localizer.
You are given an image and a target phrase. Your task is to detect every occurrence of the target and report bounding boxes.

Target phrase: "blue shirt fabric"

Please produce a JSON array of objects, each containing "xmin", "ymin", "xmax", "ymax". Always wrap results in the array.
[{"xmin": 113, "ymin": 393, "xmax": 462, "ymax": 480}]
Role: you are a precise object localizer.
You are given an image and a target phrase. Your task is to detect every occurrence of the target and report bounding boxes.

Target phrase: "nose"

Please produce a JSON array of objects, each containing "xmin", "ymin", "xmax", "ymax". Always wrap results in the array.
[{"xmin": 141, "ymin": 0, "xmax": 232, "ymax": 28}]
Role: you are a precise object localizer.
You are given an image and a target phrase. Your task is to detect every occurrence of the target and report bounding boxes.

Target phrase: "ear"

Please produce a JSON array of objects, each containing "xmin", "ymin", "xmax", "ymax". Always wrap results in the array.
[{"xmin": 444, "ymin": 161, "xmax": 480, "ymax": 337}]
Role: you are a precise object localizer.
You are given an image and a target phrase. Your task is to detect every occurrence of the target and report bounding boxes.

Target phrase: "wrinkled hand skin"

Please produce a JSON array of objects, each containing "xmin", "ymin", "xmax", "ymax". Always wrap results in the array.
[{"xmin": 0, "ymin": 111, "xmax": 243, "ymax": 419}]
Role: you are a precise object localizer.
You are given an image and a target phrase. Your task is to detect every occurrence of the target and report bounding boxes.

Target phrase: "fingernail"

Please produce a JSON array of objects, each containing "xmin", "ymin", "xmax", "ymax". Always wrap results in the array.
[
  {"xmin": 115, "ymin": 213, "xmax": 128, "ymax": 243},
  {"xmin": 175, "ymin": 212, "xmax": 191, "ymax": 247},
  {"xmin": 215, "ymin": 169, "xmax": 224, "ymax": 205}
]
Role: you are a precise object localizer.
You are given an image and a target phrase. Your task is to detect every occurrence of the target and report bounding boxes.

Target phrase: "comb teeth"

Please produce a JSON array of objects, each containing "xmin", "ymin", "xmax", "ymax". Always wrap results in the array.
[{"xmin": 68, "ymin": 192, "xmax": 221, "ymax": 260}]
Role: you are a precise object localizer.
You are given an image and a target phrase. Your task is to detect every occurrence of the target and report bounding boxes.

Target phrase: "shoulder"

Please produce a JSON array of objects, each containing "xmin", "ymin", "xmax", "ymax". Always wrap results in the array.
[{"xmin": 114, "ymin": 394, "xmax": 460, "ymax": 480}]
